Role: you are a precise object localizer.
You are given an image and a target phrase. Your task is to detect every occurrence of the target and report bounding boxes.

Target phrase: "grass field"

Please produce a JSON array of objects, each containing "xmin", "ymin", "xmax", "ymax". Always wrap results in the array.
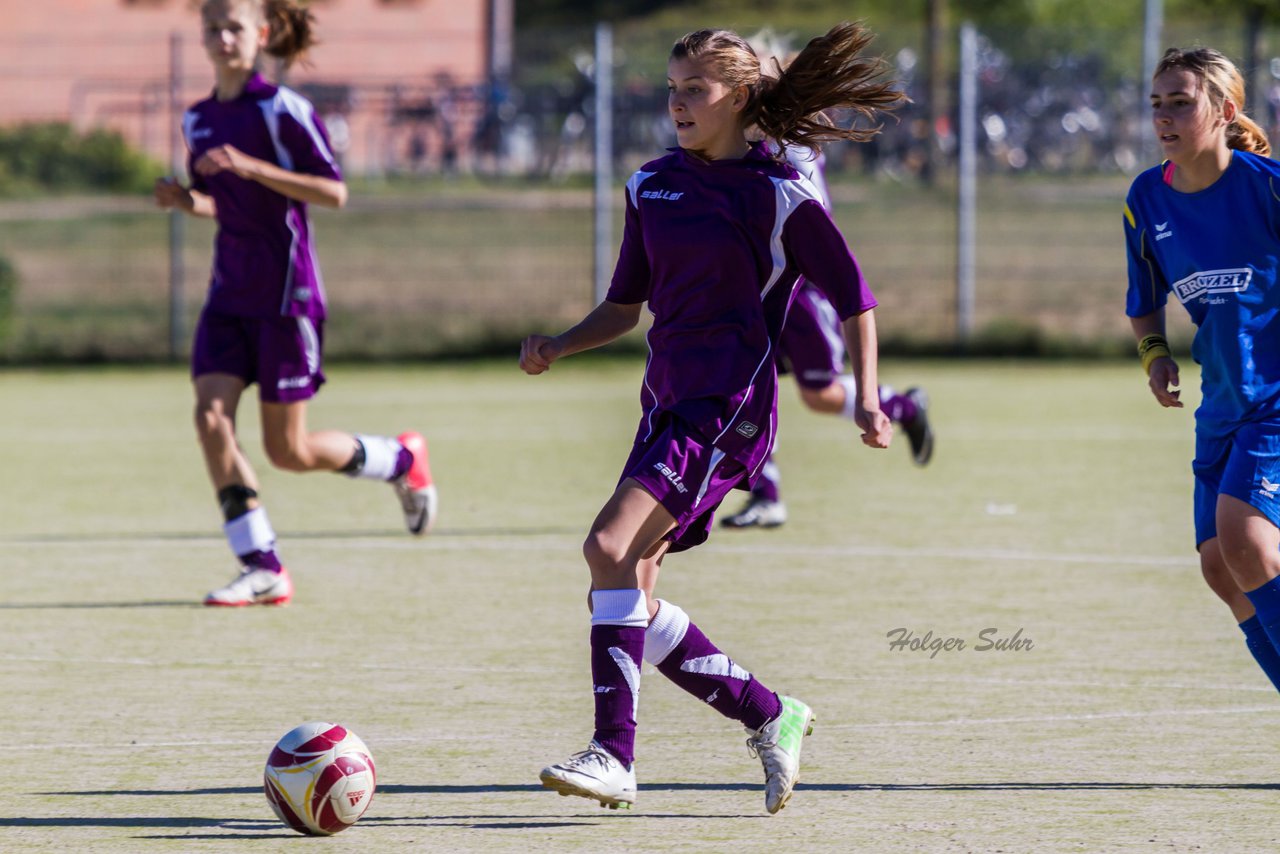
[{"xmin": 3, "ymin": 357, "xmax": 1277, "ymax": 852}]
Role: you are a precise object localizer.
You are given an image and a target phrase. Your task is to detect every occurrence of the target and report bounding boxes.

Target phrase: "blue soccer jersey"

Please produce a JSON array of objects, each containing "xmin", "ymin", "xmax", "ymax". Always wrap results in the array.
[{"xmin": 1124, "ymin": 150, "xmax": 1280, "ymax": 435}]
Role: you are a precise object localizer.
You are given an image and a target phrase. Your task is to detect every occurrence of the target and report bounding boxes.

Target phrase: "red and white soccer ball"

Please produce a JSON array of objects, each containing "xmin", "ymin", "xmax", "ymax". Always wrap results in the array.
[{"xmin": 263, "ymin": 721, "xmax": 377, "ymax": 836}]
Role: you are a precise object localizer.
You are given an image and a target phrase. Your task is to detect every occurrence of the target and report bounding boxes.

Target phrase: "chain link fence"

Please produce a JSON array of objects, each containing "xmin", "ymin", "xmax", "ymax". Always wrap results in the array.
[{"xmin": 1, "ymin": 21, "xmax": 1277, "ymax": 362}]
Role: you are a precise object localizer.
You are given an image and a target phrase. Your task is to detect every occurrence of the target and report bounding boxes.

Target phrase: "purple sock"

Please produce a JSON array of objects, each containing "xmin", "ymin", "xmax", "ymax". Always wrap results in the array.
[
  {"xmin": 240, "ymin": 549, "xmax": 282, "ymax": 572},
  {"xmin": 753, "ymin": 454, "xmax": 781, "ymax": 502},
  {"xmin": 880, "ymin": 388, "xmax": 918, "ymax": 425},
  {"xmin": 590, "ymin": 625, "xmax": 644, "ymax": 766},
  {"xmin": 390, "ymin": 446, "xmax": 414, "ymax": 481},
  {"xmin": 655, "ymin": 621, "xmax": 781, "ymax": 731}
]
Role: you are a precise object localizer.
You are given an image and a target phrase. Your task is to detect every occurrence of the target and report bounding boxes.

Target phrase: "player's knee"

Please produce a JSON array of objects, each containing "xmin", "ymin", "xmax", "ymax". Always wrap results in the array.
[
  {"xmin": 263, "ymin": 436, "xmax": 310, "ymax": 472},
  {"xmin": 582, "ymin": 529, "xmax": 629, "ymax": 578},
  {"xmin": 1200, "ymin": 546, "xmax": 1242, "ymax": 602},
  {"xmin": 193, "ymin": 400, "xmax": 232, "ymax": 441},
  {"xmin": 798, "ymin": 385, "xmax": 827, "ymax": 411}
]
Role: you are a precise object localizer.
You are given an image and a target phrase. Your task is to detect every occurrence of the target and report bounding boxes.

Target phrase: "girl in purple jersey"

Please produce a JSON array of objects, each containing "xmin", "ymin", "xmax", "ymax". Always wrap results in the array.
[
  {"xmin": 521, "ymin": 23, "xmax": 901, "ymax": 814},
  {"xmin": 154, "ymin": 0, "xmax": 437, "ymax": 607},
  {"xmin": 722, "ymin": 140, "xmax": 934, "ymax": 529}
]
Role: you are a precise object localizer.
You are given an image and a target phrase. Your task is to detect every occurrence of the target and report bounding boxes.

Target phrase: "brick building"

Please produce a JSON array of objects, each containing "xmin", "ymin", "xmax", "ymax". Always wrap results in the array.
[{"xmin": 1, "ymin": 0, "xmax": 510, "ymax": 174}]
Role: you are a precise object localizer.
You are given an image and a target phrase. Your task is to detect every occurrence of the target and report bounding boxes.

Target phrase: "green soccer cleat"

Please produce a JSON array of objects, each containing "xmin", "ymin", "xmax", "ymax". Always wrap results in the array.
[{"xmin": 746, "ymin": 696, "xmax": 815, "ymax": 814}]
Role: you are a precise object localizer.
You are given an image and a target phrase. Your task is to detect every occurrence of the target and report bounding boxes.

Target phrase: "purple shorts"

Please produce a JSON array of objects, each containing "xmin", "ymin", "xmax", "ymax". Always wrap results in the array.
[
  {"xmin": 620, "ymin": 413, "xmax": 750, "ymax": 553},
  {"xmin": 191, "ymin": 307, "xmax": 326, "ymax": 403},
  {"xmin": 779, "ymin": 283, "xmax": 844, "ymax": 390}
]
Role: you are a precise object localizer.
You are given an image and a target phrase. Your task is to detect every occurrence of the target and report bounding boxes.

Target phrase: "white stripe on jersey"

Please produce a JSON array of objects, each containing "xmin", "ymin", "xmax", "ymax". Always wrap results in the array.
[
  {"xmin": 257, "ymin": 99, "xmax": 291, "ymax": 170},
  {"xmin": 693, "ymin": 447, "xmax": 727, "ymax": 508},
  {"xmin": 626, "ymin": 170, "xmax": 656, "ymax": 208},
  {"xmin": 298, "ymin": 316, "xmax": 321, "ymax": 375},
  {"xmin": 713, "ymin": 174, "xmax": 822, "ymax": 452},
  {"xmin": 785, "ymin": 146, "xmax": 832, "ymax": 210},
  {"xmin": 808, "ymin": 286, "xmax": 846, "ymax": 369},
  {"xmin": 761, "ymin": 176, "xmax": 825, "ymax": 299},
  {"xmin": 181, "ymin": 110, "xmax": 201, "ymax": 153},
  {"xmin": 274, "ymin": 86, "xmax": 338, "ymax": 170}
]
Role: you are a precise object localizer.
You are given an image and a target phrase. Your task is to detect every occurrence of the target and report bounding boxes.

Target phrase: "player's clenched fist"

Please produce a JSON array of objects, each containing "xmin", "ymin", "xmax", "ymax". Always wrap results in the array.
[
  {"xmin": 520, "ymin": 335, "xmax": 563, "ymax": 375},
  {"xmin": 153, "ymin": 177, "xmax": 194, "ymax": 211}
]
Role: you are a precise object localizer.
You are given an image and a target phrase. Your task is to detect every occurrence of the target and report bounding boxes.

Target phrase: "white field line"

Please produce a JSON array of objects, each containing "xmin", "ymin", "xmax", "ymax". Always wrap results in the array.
[
  {"xmin": 824, "ymin": 705, "xmax": 1280, "ymax": 730},
  {"xmin": 1, "ymin": 533, "xmax": 1198, "ymax": 569},
  {"xmin": 0, "ymin": 653, "xmax": 567, "ymax": 675}
]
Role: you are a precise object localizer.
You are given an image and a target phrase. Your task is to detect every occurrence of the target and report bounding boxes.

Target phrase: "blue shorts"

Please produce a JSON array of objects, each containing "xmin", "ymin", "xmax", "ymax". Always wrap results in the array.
[
  {"xmin": 192, "ymin": 307, "xmax": 326, "ymax": 404},
  {"xmin": 620, "ymin": 413, "xmax": 749, "ymax": 553},
  {"xmin": 1192, "ymin": 419, "xmax": 1280, "ymax": 547}
]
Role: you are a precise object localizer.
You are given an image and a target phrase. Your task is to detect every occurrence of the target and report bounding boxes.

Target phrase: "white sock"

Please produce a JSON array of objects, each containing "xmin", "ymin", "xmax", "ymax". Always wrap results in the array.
[
  {"xmin": 643, "ymin": 599, "xmax": 690, "ymax": 665},
  {"xmin": 349, "ymin": 434, "xmax": 404, "ymax": 481},
  {"xmin": 224, "ymin": 507, "xmax": 276, "ymax": 557},
  {"xmin": 591, "ymin": 588, "xmax": 649, "ymax": 627},
  {"xmin": 837, "ymin": 375, "xmax": 859, "ymax": 421}
]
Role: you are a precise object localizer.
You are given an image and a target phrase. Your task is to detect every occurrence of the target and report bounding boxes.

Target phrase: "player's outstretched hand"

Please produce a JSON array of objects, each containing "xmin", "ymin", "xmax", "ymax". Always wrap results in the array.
[
  {"xmin": 856, "ymin": 404, "xmax": 893, "ymax": 449},
  {"xmin": 194, "ymin": 144, "xmax": 253, "ymax": 178},
  {"xmin": 520, "ymin": 335, "xmax": 564, "ymax": 375},
  {"xmin": 1148, "ymin": 357, "xmax": 1183, "ymax": 408},
  {"xmin": 153, "ymin": 177, "xmax": 193, "ymax": 211}
]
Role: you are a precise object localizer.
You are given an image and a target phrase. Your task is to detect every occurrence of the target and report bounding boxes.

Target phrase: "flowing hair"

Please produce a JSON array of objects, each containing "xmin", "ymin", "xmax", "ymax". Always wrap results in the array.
[
  {"xmin": 670, "ymin": 22, "xmax": 906, "ymax": 154},
  {"xmin": 1155, "ymin": 47, "xmax": 1270, "ymax": 157},
  {"xmin": 202, "ymin": 0, "xmax": 317, "ymax": 68}
]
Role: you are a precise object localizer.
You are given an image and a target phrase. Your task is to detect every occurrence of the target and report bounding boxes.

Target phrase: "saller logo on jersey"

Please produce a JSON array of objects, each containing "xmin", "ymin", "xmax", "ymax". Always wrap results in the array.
[
  {"xmin": 653, "ymin": 462, "xmax": 689, "ymax": 494},
  {"xmin": 735, "ymin": 422, "xmax": 759, "ymax": 438},
  {"xmin": 1172, "ymin": 268, "xmax": 1253, "ymax": 303},
  {"xmin": 641, "ymin": 189, "xmax": 684, "ymax": 201}
]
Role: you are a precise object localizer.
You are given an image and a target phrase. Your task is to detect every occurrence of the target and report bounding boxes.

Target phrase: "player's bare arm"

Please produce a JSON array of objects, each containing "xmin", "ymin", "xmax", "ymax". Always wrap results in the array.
[
  {"xmin": 520, "ymin": 300, "xmax": 642, "ymax": 375},
  {"xmin": 194, "ymin": 144, "xmax": 348, "ymax": 208},
  {"xmin": 1130, "ymin": 308, "xmax": 1182, "ymax": 408},
  {"xmin": 842, "ymin": 308, "xmax": 892, "ymax": 448}
]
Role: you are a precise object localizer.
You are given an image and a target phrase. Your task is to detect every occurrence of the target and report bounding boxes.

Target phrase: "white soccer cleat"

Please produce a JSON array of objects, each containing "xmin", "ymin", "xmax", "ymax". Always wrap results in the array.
[
  {"xmin": 746, "ymin": 696, "xmax": 815, "ymax": 814},
  {"xmin": 539, "ymin": 742, "xmax": 637, "ymax": 810},
  {"xmin": 720, "ymin": 496, "xmax": 788, "ymax": 529},
  {"xmin": 203, "ymin": 566, "xmax": 293, "ymax": 607},
  {"xmin": 393, "ymin": 431, "xmax": 437, "ymax": 535}
]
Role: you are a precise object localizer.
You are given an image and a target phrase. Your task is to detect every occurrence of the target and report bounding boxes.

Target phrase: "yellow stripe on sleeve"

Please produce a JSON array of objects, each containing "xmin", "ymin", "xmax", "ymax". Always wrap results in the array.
[{"xmin": 1123, "ymin": 202, "xmax": 1135, "ymax": 229}]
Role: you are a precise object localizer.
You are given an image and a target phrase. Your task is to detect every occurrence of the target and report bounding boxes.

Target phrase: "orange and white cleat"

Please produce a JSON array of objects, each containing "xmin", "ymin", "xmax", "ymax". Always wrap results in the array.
[
  {"xmin": 394, "ymin": 431, "xmax": 438, "ymax": 536},
  {"xmin": 203, "ymin": 566, "xmax": 294, "ymax": 607}
]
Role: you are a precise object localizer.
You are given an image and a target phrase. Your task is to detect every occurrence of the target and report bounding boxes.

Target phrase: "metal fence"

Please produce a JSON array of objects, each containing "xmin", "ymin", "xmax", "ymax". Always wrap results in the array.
[{"xmin": 1, "ymin": 20, "xmax": 1278, "ymax": 362}]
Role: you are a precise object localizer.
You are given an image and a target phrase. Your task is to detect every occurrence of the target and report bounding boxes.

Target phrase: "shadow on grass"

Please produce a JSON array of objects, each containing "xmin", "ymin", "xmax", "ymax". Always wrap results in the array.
[
  {"xmin": 0, "ymin": 600, "xmax": 201, "ymax": 610},
  {"xmin": 40, "ymin": 781, "xmax": 1280, "ymax": 800}
]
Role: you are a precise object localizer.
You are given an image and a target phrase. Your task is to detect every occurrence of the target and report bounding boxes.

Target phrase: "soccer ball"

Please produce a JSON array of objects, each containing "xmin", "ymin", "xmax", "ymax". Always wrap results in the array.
[{"xmin": 263, "ymin": 721, "xmax": 377, "ymax": 836}]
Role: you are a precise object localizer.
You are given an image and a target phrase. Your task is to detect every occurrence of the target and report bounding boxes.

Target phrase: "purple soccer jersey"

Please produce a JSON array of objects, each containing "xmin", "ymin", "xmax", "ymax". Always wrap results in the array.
[
  {"xmin": 780, "ymin": 282, "xmax": 847, "ymax": 389},
  {"xmin": 607, "ymin": 141, "xmax": 877, "ymax": 484},
  {"xmin": 183, "ymin": 73, "xmax": 341, "ymax": 321}
]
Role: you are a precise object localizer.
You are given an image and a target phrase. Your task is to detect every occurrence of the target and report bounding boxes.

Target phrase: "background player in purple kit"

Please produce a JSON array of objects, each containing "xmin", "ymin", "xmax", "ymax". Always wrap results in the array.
[
  {"xmin": 722, "ymin": 141, "xmax": 934, "ymax": 529},
  {"xmin": 154, "ymin": 0, "xmax": 437, "ymax": 607},
  {"xmin": 521, "ymin": 23, "xmax": 902, "ymax": 814}
]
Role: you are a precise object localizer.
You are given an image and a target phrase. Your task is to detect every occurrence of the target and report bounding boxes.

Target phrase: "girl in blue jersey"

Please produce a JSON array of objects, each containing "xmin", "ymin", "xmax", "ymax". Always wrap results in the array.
[
  {"xmin": 521, "ymin": 23, "xmax": 901, "ymax": 814},
  {"xmin": 1123, "ymin": 48, "xmax": 1280, "ymax": 695},
  {"xmin": 155, "ymin": 0, "xmax": 437, "ymax": 607}
]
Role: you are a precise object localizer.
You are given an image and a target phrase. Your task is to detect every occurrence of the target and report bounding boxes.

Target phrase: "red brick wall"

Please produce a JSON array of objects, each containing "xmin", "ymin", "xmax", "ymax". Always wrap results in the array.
[{"xmin": 1, "ymin": 0, "xmax": 488, "ymax": 173}]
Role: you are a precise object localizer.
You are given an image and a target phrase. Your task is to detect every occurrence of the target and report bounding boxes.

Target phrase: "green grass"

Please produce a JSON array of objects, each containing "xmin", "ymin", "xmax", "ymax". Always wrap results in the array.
[
  {"xmin": 2, "ymin": 358, "xmax": 1277, "ymax": 851},
  {"xmin": 0, "ymin": 174, "xmax": 1195, "ymax": 362}
]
